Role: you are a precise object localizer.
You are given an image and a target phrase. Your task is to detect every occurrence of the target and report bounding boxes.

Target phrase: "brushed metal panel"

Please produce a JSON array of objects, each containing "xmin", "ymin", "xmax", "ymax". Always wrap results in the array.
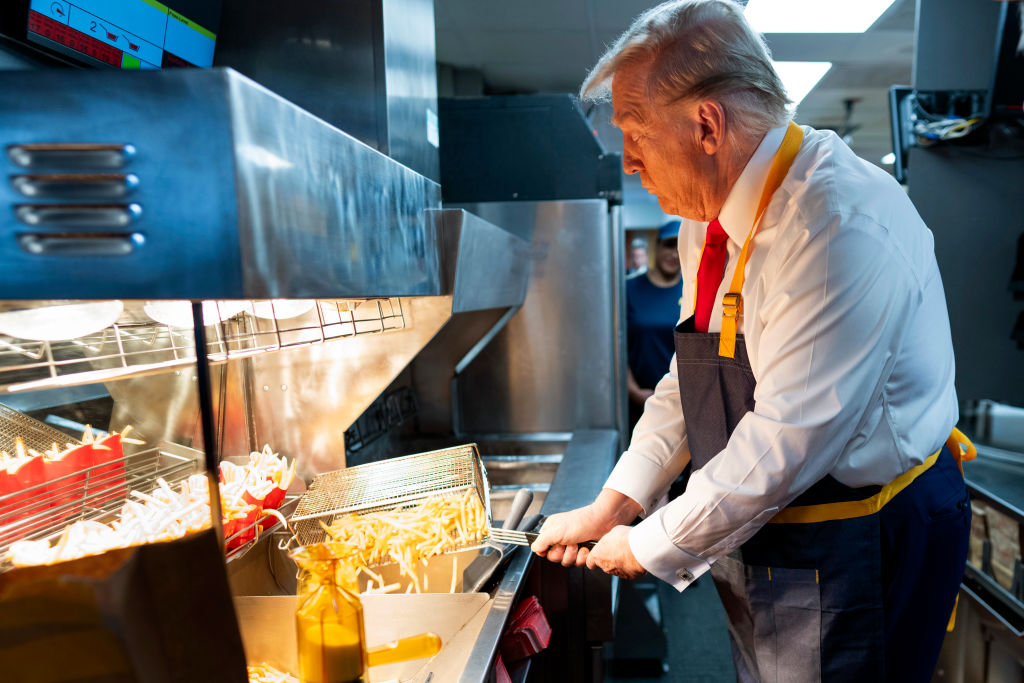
[
  {"xmin": 215, "ymin": 0, "xmax": 439, "ymax": 181},
  {"xmin": 226, "ymin": 70, "xmax": 442, "ymax": 299},
  {"xmin": 109, "ymin": 296, "xmax": 455, "ymax": 480},
  {"xmin": 452, "ymin": 200, "xmax": 623, "ymax": 434},
  {"xmin": 435, "ymin": 208, "xmax": 531, "ymax": 313},
  {"xmin": 382, "ymin": 0, "xmax": 440, "ymax": 181},
  {"xmin": 0, "ymin": 68, "xmax": 443, "ymax": 299},
  {"xmin": 214, "ymin": 0, "xmax": 386, "ymax": 154},
  {"xmin": 0, "ymin": 69, "xmax": 242, "ymax": 299},
  {"xmin": 411, "ymin": 307, "xmax": 508, "ymax": 434}
]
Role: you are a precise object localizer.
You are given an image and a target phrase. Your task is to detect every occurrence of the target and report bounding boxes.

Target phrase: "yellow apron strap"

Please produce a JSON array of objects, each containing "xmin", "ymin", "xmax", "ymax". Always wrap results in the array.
[
  {"xmin": 946, "ymin": 427, "xmax": 977, "ymax": 475},
  {"xmin": 943, "ymin": 429, "xmax": 974, "ymax": 632},
  {"xmin": 771, "ymin": 428, "xmax": 974, "ymax": 525},
  {"xmin": 719, "ymin": 120, "xmax": 804, "ymax": 358},
  {"xmin": 947, "ymin": 594, "xmax": 959, "ymax": 633}
]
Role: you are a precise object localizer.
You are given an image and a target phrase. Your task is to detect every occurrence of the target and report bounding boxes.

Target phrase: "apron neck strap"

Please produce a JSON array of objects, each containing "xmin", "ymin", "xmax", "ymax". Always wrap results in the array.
[{"xmin": 719, "ymin": 120, "xmax": 804, "ymax": 359}]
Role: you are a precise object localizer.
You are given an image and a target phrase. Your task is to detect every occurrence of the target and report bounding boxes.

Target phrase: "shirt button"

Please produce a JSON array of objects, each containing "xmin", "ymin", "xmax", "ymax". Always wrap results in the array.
[{"xmin": 676, "ymin": 568, "xmax": 694, "ymax": 582}]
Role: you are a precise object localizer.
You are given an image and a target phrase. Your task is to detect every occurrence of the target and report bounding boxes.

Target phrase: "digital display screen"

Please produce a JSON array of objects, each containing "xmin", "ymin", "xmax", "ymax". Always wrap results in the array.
[{"xmin": 26, "ymin": 0, "xmax": 220, "ymax": 69}]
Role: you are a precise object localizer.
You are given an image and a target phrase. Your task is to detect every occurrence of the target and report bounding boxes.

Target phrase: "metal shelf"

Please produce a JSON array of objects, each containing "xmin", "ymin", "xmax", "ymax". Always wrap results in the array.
[
  {"xmin": 0, "ymin": 298, "xmax": 406, "ymax": 393},
  {"xmin": 963, "ymin": 562, "xmax": 1024, "ymax": 636}
]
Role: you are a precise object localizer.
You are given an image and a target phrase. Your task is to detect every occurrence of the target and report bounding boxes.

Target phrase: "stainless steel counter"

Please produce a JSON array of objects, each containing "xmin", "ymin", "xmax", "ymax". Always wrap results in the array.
[
  {"xmin": 458, "ymin": 429, "xmax": 619, "ymax": 683},
  {"xmin": 228, "ymin": 429, "xmax": 619, "ymax": 681}
]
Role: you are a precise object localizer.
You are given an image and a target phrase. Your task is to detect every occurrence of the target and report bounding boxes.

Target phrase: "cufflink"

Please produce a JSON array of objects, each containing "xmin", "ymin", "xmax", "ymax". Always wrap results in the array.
[{"xmin": 676, "ymin": 568, "xmax": 694, "ymax": 582}]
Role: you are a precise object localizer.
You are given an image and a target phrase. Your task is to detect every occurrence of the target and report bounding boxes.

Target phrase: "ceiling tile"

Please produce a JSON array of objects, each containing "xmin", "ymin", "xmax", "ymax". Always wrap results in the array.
[{"xmin": 435, "ymin": 0, "xmax": 589, "ymax": 32}]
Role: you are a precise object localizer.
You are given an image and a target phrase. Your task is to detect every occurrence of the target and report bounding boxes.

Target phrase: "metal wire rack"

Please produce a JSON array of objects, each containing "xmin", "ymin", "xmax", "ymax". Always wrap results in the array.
[
  {"xmin": 223, "ymin": 494, "xmax": 300, "ymax": 563},
  {"xmin": 0, "ymin": 402, "xmax": 80, "ymax": 454},
  {"xmin": 0, "ymin": 442, "xmax": 198, "ymax": 561},
  {"xmin": 291, "ymin": 444, "xmax": 491, "ymax": 547},
  {"xmin": 0, "ymin": 298, "xmax": 406, "ymax": 393}
]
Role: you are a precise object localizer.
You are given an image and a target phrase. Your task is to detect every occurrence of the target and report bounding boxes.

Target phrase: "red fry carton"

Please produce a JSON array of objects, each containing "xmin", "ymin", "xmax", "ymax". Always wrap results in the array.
[
  {"xmin": 91, "ymin": 433, "xmax": 127, "ymax": 506},
  {"xmin": 0, "ymin": 455, "xmax": 46, "ymax": 527},
  {"xmin": 225, "ymin": 505, "xmax": 261, "ymax": 550},
  {"xmin": 44, "ymin": 443, "xmax": 92, "ymax": 523}
]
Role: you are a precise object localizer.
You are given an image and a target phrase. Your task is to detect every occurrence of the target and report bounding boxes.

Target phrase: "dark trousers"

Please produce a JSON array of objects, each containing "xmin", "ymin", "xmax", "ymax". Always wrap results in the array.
[
  {"xmin": 714, "ymin": 447, "xmax": 970, "ymax": 682},
  {"xmin": 879, "ymin": 446, "xmax": 971, "ymax": 682}
]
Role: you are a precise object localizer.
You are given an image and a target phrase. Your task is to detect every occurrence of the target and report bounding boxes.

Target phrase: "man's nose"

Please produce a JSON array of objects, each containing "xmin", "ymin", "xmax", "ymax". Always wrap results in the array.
[{"xmin": 622, "ymin": 145, "xmax": 643, "ymax": 175}]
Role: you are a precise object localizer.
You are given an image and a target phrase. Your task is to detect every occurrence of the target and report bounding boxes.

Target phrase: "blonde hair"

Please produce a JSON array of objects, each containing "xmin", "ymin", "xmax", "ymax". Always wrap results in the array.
[{"xmin": 581, "ymin": 0, "xmax": 791, "ymax": 138}]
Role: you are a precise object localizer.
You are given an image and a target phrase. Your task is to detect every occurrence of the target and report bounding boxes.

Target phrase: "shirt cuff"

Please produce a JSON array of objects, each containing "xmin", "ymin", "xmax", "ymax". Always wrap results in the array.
[
  {"xmin": 628, "ymin": 507, "xmax": 711, "ymax": 592},
  {"xmin": 604, "ymin": 453, "xmax": 671, "ymax": 516}
]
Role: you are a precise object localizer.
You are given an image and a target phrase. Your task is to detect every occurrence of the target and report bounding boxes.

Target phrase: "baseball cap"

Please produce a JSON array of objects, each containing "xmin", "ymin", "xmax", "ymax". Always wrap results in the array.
[{"xmin": 658, "ymin": 220, "xmax": 680, "ymax": 243}]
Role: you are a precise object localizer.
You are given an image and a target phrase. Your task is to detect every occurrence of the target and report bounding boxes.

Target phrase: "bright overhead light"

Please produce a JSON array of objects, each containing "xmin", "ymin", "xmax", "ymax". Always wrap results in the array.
[
  {"xmin": 881, "ymin": 152, "xmax": 896, "ymax": 165},
  {"xmin": 772, "ymin": 61, "xmax": 831, "ymax": 106},
  {"xmin": 745, "ymin": 0, "xmax": 896, "ymax": 33}
]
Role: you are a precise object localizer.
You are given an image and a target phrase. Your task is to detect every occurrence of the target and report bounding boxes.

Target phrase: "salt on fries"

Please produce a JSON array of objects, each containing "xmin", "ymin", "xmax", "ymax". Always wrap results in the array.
[{"xmin": 320, "ymin": 490, "xmax": 487, "ymax": 594}]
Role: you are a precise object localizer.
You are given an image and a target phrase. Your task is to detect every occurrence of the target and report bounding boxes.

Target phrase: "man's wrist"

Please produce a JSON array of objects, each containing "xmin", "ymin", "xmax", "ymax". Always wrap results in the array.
[{"xmin": 593, "ymin": 488, "xmax": 644, "ymax": 527}]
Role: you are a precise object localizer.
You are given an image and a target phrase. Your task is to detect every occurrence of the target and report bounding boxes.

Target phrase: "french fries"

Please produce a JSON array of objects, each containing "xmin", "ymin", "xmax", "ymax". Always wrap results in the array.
[
  {"xmin": 6, "ymin": 443, "xmax": 294, "ymax": 567},
  {"xmin": 247, "ymin": 664, "xmax": 298, "ymax": 683},
  {"xmin": 320, "ymin": 490, "xmax": 487, "ymax": 594}
]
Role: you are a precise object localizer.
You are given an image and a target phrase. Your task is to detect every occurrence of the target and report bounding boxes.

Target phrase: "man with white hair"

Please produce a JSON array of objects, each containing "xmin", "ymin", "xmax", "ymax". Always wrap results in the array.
[{"xmin": 531, "ymin": 1, "xmax": 973, "ymax": 679}]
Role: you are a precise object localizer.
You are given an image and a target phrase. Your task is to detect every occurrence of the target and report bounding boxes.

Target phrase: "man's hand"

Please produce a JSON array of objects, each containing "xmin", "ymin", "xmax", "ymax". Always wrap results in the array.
[
  {"xmin": 531, "ymin": 489, "xmax": 643, "ymax": 568},
  {"xmin": 585, "ymin": 525, "xmax": 646, "ymax": 579}
]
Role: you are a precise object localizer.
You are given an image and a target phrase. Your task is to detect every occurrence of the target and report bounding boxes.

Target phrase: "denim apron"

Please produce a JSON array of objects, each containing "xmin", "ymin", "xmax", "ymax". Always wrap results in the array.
[{"xmin": 673, "ymin": 122, "xmax": 973, "ymax": 682}]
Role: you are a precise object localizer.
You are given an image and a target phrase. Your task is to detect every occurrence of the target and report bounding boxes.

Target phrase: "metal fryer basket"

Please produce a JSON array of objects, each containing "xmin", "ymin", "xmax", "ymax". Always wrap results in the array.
[
  {"xmin": 290, "ymin": 443, "xmax": 491, "ymax": 548},
  {"xmin": 0, "ymin": 403, "xmax": 81, "ymax": 454}
]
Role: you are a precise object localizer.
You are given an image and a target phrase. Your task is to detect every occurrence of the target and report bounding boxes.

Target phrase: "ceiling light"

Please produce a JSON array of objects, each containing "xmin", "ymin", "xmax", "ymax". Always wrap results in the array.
[
  {"xmin": 772, "ymin": 61, "xmax": 832, "ymax": 106},
  {"xmin": 745, "ymin": 0, "xmax": 896, "ymax": 33},
  {"xmin": 881, "ymin": 152, "xmax": 896, "ymax": 165}
]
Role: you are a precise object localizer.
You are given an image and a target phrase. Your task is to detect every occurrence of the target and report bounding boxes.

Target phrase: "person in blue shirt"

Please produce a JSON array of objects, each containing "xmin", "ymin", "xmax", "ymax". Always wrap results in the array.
[{"xmin": 626, "ymin": 220, "xmax": 683, "ymax": 429}]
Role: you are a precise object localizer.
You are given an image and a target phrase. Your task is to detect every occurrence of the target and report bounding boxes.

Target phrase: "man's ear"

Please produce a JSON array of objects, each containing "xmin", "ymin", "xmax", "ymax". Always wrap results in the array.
[{"xmin": 694, "ymin": 100, "xmax": 727, "ymax": 155}]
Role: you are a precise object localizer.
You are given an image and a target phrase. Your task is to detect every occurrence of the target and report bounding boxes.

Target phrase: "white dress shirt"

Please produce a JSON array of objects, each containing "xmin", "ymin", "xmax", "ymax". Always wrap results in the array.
[{"xmin": 605, "ymin": 124, "xmax": 959, "ymax": 590}]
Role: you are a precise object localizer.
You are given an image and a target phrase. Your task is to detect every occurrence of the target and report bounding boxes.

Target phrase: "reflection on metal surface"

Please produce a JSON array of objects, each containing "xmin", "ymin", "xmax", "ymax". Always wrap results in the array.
[
  {"xmin": 381, "ymin": 0, "xmax": 440, "ymax": 181},
  {"xmin": 10, "ymin": 173, "xmax": 139, "ymax": 200},
  {"xmin": 5, "ymin": 143, "xmax": 136, "ymax": 170},
  {"xmin": 107, "ymin": 296, "xmax": 454, "ymax": 477},
  {"xmin": 215, "ymin": 0, "xmax": 439, "ymax": 180},
  {"xmin": 0, "ymin": 68, "xmax": 441, "ymax": 299},
  {"xmin": 13, "ymin": 202, "xmax": 142, "ymax": 228},
  {"xmin": 0, "ymin": 299, "xmax": 407, "ymax": 394},
  {"xmin": 433, "ymin": 209, "xmax": 531, "ymax": 313},
  {"xmin": 451, "ymin": 200, "xmax": 625, "ymax": 436},
  {"xmin": 226, "ymin": 71, "xmax": 442, "ymax": 298},
  {"xmin": 100, "ymin": 210, "xmax": 527, "ymax": 478},
  {"xmin": 410, "ymin": 209, "xmax": 533, "ymax": 435}
]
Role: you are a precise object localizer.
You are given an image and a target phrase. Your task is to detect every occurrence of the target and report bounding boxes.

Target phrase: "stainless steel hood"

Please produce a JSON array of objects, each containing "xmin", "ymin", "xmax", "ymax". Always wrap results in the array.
[
  {"xmin": 0, "ymin": 67, "xmax": 441, "ymax": 300},
  {"xmin": 101, "ymin": 208, "xmax": 530, "ymax": 476}
]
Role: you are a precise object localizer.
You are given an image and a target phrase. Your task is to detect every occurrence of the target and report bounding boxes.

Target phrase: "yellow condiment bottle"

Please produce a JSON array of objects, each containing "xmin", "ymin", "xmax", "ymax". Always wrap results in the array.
[{"xmin": 293, "ymin": 544, "xmax": 367, "ymax": 683}]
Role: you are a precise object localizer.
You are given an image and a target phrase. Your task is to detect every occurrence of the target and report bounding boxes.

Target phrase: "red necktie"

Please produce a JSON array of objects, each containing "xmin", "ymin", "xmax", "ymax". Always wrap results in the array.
[{"xmin": 694, "ymin": 218, "xmax": 729, "ymax": 333}]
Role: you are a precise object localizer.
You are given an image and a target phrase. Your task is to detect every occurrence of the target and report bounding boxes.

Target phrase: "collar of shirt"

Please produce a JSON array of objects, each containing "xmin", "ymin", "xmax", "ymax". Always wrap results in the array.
[{"xmin": 714, "ymin": 123, "xmax": 790, "ymax": 245}]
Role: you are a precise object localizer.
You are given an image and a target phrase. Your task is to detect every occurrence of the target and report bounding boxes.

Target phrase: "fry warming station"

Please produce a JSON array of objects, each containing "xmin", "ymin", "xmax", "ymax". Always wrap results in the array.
[{"xmin": 0, "ymin": 0, "xmax": 625, "ymax": 680}]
